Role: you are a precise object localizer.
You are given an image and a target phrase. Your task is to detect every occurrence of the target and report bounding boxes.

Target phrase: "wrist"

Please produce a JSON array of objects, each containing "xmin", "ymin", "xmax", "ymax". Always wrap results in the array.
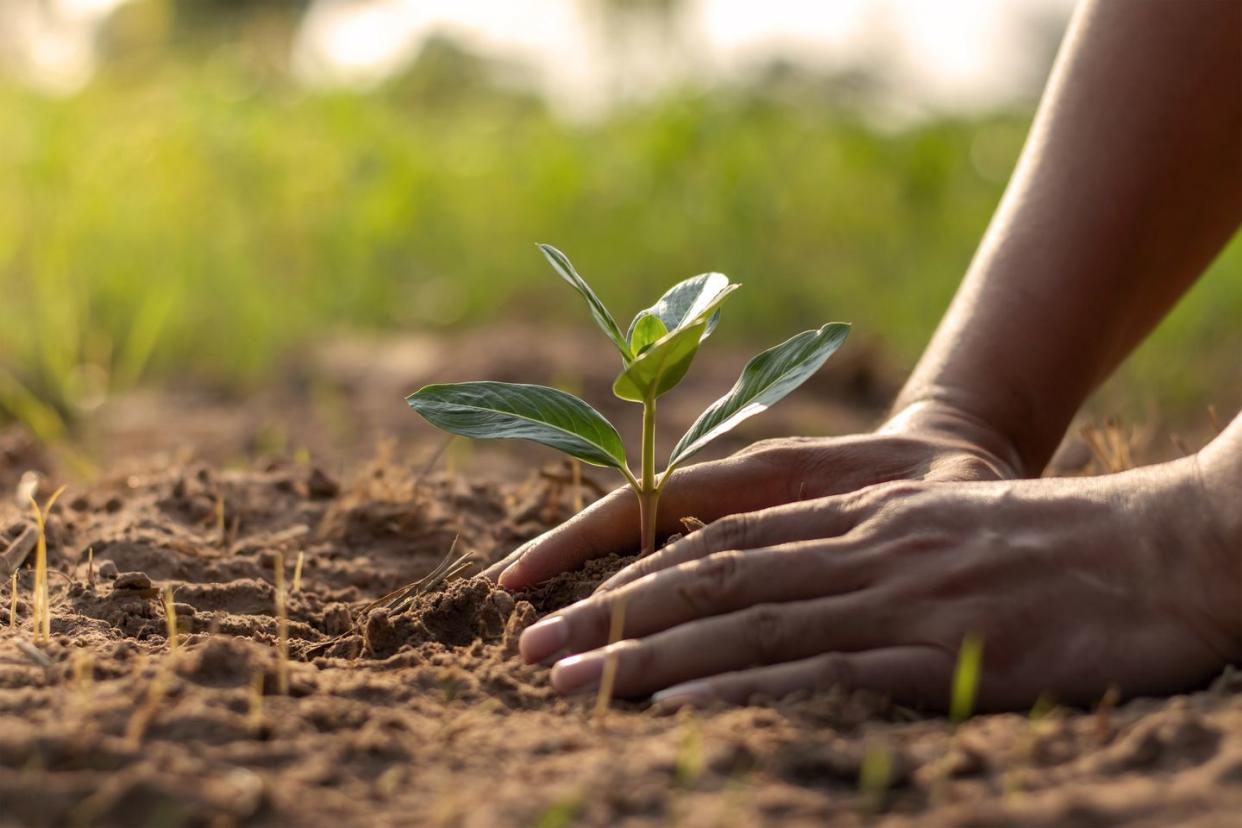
[
  {"xmin": 879, "ymin": 398, "xmax": 1025, "ymax": 479},
  {"xmin": 1198, "ymin": 417, "xmax": 1242, "ymax": 552}
]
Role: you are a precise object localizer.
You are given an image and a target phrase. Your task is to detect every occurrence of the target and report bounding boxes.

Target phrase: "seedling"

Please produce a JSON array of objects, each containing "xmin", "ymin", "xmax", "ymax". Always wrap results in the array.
[
  {"xmin": 407, "ymin": 245, "xmax": 850, "ymax": 556},
  {"xmin": 858, "ymin": 737, "xmax": 893, "ymax": 816},
  {"xmin": 950, "ymin": 632, "xmax": 984, "ymax": 724}
]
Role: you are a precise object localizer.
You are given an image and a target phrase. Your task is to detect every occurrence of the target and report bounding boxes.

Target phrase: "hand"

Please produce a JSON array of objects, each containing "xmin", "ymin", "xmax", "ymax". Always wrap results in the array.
[
  {"xmin": 486, "ymin": 400, "xmax": 1024, "ymax": 589},
  {"xmin": 518, "ymin": 453, "xmax": 1242, "ymax": 711}
]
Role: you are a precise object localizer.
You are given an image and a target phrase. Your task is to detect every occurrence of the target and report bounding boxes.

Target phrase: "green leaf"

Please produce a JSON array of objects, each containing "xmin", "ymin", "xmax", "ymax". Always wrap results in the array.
[
  {"xmin": 668, "ymin": 323, "xmax": 850, "ymax": 467},
  {"xmin": 407, "ymin": 381, "xmax": 628, "ymax": 470},
  {"xmin": 538, "ymin": 244, "xmax": 632, "ymax": 362},
  {"xmin": 633, "ymin": 273, "xmax": 739, "ymax": 343},
  {"xmin": 625, "ymin": 312, "xmax": 668, "ymax": 356},
  {"xmin": 613, "ymin": 321, "xmax": 707, "ymax": 403}
]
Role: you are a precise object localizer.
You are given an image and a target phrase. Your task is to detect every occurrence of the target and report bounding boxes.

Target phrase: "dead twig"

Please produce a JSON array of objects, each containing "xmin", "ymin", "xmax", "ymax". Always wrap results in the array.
[{"xmin": 302, "ymin": 537, "xmax": 473, "ymax": 657}]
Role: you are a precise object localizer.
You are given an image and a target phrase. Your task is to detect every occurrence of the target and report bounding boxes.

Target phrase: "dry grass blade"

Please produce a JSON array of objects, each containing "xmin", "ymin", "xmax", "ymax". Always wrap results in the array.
[
  {"xmin": 593, "ymin": 595, "xmax": 629, "ymax": 723},
  {"xmin": 302, "ymin": 536, "xmax": 472, "ymax": 657},
  {"xmin": 1080, "ymin": 419, "xmax": 1134, "ymax": 474},
  {"xmin": 163, "ymin": 586, "xmax": 180, "ymax": 653},
  {"xmin": 292, "ymin": 551, "xmax": 305, "ymax": 593},
  {"xmin": 369, "ymin": 535, "xmax": 469, "ymax": 612},
  {"xmin": 28, "ymin": 485, "xmax": 66, "ymax": 644},
  {"xmin": 7, "ymin": 571, "xmax": 16, "ymax": 630},
  {"xmin": 274, "ymin": 549, "xmax": 289, "ymax": 695}
]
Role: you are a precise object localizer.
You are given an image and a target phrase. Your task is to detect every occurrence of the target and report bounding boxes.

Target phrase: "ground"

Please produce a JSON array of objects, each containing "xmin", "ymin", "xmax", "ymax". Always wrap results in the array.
[{"xmin": 0, "ymin": 331, "xmax": 1238, "ymax": 827}]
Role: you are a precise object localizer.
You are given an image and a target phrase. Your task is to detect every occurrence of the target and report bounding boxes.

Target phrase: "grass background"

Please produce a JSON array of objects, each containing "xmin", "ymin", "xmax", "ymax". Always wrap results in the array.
[{"xmin": 1, "ymin": 42, "xmax": 1238, "ymax": 443}]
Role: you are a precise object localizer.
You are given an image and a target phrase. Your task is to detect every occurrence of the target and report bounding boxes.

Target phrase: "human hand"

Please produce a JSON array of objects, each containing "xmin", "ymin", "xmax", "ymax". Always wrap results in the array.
[
  {"xmin": 518, "ymin": 452, "xmax": 1242, "ymax": 711},
  {"xmin": 486, "ymin": 400, "xmax": 1023, "ymax": 589}
]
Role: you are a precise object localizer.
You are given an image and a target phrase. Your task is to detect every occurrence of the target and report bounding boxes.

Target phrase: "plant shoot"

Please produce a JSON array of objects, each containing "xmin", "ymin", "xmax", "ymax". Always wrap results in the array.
[{"xmin": 407, "ymin": 245, "xmax": 850, "ymax": 556}]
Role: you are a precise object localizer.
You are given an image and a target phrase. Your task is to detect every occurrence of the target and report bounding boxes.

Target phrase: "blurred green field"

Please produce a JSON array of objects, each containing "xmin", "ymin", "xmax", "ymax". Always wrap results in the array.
[{"xmin": 1, "ymin": 49, "xmax": 1238, "ymax": 442}]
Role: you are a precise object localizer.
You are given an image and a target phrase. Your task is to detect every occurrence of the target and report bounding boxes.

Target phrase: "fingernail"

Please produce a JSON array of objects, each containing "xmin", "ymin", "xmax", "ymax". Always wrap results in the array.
[
  {"xmin": 498, "ymin": 562, "xmax": 523, "ymax": 590},
  {"xmin": 519, "ymin": 616, "xmax": 569, "ymax": 663},
  {"xmin": 551, "ymin": 652, "xmax": 605, "ymax": 694},
  {"xmin": 652, "ymin": 681, "xmax": 711, "ymax": 707}
]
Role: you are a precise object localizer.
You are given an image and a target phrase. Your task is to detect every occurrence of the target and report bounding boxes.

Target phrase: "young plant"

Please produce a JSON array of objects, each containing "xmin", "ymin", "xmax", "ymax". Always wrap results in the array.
[{"xmin": 406, "ymin": 245, "xmax": 850, "ymax": 556}]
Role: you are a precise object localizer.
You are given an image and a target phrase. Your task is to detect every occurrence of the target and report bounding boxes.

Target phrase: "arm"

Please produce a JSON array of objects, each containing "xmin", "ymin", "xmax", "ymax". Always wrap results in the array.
[
  {"xmin": 893, "ymin": 0, "xmax": 1242, "ymax": 475},
  {"xmin": 491, "ymin": 0, "xmax": 1242, "ymax": 592},
  {"xmin": 512, "ymin": 0, "xmax": 1242, "ymax": 709}
]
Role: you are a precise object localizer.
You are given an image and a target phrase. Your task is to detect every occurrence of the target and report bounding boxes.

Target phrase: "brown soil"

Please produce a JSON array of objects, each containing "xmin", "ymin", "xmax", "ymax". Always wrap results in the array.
[{"xmin": 1, "ymin": 331, "xmax": 1237, "ymax": 827}]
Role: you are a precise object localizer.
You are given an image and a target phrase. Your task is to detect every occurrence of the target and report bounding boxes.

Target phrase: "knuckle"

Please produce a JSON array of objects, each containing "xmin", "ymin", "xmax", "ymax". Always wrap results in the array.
[
  {"xmin": 874, "ymin": 480, "xmax": 929, "ymax": 502},
  {"xmin": 929, "ymin": 453, "xmax": 1001, "ymax": 482},
  {"xmin": 741, "ymin": 605, "xmax": 791, "ymax": 663},
  {"xmin": 893, "ymin": 529, "xmax": 950, "ymax": 557},
  {"xmin": 683, "ymin": 551, "xmax": 746, "ymax": 607},
  {"xmin": 577, "ymin": 595, "xmax": 618, "ymax": 642},
  {"xmin": 618, "ymin": 638, "xmax": 654, "ymax": 676},
  {"xmin": 811, "ymin": 653, "xmax": 859, "ymax": 693},
  {"xmin": 704, "ymin": 513, "xmax": 754, "ymax": 550}
]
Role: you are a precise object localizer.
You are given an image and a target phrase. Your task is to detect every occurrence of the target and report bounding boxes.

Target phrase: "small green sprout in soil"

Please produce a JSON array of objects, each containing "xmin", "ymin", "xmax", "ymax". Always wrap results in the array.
[
  {"xmin": 951, "ymin": 631, "xmax": 985, "ymax": 724},
  {"xmin": 406, "ymin": 244, "xmax": 850, "ymax": 557}
]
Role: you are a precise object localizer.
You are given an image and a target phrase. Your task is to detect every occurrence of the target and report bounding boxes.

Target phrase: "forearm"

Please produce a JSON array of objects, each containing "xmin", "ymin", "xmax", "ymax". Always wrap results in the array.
[{"xmin": 892, "ymin": 0, "xmax": 1242, "ymax": 475}]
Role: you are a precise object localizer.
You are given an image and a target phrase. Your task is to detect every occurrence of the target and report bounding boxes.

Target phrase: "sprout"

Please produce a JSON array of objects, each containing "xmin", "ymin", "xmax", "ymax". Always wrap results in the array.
[{"xmin": 407, "ymin": 245, "xmax": 850, "ymax": 557}]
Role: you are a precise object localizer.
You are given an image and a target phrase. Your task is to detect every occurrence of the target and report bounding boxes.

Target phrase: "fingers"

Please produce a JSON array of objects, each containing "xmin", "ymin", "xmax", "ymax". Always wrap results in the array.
[
  {"xmin": 498, "ymin": 450, "xmax": 800, "ymax": 591},
  {"xmin": 480, "ymin": 542, "xmax": 529, "ymax": 582},
  {"xmin": 596, "ymin": 494, "xmax": 871, "ymax": 592},
  {"xmin": 549, "ymin": 594, "xmax": 903, "ymax": 698},
  {"xmin": 520, "ymin": 541, "xmax": 873, "ymax": 664},
  {"xmin": 650, "ymin": 646, "xmax": 953, "ymax": 709}
]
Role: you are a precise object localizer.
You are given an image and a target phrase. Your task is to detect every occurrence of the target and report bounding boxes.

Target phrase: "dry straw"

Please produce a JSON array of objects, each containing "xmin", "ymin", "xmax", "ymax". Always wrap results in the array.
[
  {"xmin": 274, "ymin": 549, "xmax": 289, "ymax": 695},
  {"xmin": 593, "ymin": 596, "xmax": 628, "ymax": 721},
  {"xmin": 163, "ymin": 586, "xmax": 180, "ymax": 653},
  {"xmin": 27, "ymin": 485, "xmax": 66, "ymax": 644}
]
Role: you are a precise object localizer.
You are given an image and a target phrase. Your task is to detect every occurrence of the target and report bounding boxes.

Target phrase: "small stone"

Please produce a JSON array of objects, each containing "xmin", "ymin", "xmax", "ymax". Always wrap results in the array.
[
  {"xmin": 97, "ymin": 560, "xmax": 119, "ymax": 579},
  {"xmin": 306, "ymin": 468, "xmax": 340, "ymax": 499},
  {"xmin": 114, "ymin": 571, "xmax": 152, "ymax": 591},
  {"xmin": 491, "ymin": 590, "xmax": 516, "ymax": 617}
]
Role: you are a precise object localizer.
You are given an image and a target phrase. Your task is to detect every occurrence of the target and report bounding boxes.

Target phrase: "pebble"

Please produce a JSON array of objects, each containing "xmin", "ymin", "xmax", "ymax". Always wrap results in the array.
[
  {"xmin": 97, "ymin": 560, "xmax": 119, "ymax": 579},
  {"xmin": 491, "ymin": 590, "xmax": 516, "ymax": 616},
  {"xmin": 114, "ymin": 571, "xmax": 152, "ymax": 591},
  {"xmin": 306, "ymin": 468, "xmax": 340, "ymax": 499}
]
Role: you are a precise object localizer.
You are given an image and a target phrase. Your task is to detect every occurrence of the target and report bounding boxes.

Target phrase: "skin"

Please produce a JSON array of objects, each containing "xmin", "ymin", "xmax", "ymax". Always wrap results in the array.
[{"xmin": 485, "ymin": 0, "xmax": 1242, "ymax": 711}]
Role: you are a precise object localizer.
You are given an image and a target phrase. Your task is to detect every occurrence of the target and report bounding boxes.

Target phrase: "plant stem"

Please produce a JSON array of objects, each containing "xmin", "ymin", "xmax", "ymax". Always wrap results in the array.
[{"xmin": 639, "ymin": 397, "xmax": 660, "ymax": 556}]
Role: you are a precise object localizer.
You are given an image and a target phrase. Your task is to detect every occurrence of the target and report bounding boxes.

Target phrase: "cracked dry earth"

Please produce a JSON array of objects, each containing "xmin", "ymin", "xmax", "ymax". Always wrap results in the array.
[{"xmin": 1, "ymin": 447, "xmax": 1242, "ymax": 828}]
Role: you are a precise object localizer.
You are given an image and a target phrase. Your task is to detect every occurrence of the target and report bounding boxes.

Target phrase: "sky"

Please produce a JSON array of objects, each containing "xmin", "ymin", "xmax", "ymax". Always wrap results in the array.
[{"xmin": 5, "ymin": 0, "xmax": 1077, "ymax": 115}]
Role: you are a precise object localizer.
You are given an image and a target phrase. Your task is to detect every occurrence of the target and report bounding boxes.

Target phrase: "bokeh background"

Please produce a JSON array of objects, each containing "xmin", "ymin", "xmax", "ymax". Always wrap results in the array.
[{"xmin": 1, "ymin": 0, "xmax": 1238, "ymax": 459}]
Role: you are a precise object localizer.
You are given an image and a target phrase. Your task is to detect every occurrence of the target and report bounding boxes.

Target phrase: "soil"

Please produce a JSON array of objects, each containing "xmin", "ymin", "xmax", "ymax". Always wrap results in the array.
[{"xmin": 1, "ymin": 330, "xmax": 1238, "ymax": 827}]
